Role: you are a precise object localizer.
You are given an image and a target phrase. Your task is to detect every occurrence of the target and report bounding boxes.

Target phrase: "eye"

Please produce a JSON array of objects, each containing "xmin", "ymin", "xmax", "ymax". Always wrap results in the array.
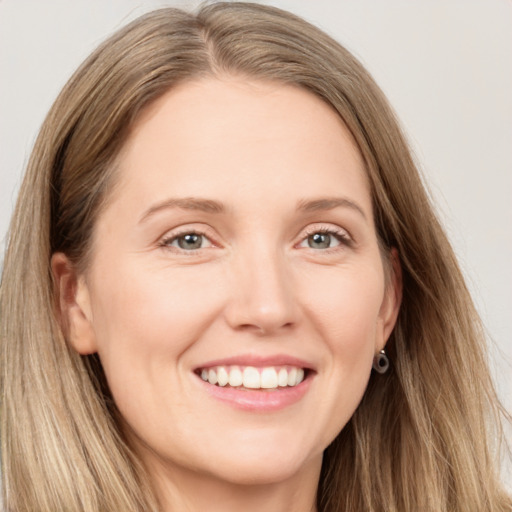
[
  {"xmin": 161, "ymin": 231, "xmax": 214, "ymax": 251},
  {"xmin": 298, "ymin": 227, "xmax": 352, "ymax": 250},
  {"xmin": 306, "ymin": 232, "xmax": 338, "ymax": 249}
]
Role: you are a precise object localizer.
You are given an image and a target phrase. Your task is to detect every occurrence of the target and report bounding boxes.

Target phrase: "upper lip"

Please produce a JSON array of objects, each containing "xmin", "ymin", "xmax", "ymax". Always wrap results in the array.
[{"xmin": 194, "ymin": 353, "xmax": 316, "ymax": 372}]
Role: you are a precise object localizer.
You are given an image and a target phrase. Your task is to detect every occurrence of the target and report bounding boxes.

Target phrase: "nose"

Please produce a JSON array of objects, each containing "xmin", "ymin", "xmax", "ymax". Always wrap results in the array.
[{"xmin": 223, "ymin": 247, "xmax": 299, "ymax": 335}]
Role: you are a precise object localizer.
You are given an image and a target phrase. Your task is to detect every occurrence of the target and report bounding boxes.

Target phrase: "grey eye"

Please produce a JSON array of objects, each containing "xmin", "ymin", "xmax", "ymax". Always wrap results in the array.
[
  {"xmin": 176, "ymin": 233, "xmax": 204, "ymax": 250},
  {"xmin": 162, "ymin": 230, "xmax": 215, "ymax": 252},
  {"xmin": 307, "ymin": 232, "xmax": 333, "ymax": 249}
]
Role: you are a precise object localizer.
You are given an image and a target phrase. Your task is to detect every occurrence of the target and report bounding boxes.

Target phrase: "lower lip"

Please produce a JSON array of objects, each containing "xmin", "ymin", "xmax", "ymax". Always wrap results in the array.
[{"xmin": 196, "ymin": 374, "xmax": 313, "ymax": 412}]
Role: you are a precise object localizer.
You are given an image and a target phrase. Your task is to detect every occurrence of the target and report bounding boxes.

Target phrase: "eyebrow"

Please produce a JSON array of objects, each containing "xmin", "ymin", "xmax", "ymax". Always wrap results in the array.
[
  {"xmin": 297, "ymin": 197, "xmax": 367, "ymax": 220},
  {"xmin": 139, "ymin": 197, "xmax": 225, "ymax": 223},
  {"xmin": 139, "ymin": 195, "xmax": 367, "ymax": 223}
]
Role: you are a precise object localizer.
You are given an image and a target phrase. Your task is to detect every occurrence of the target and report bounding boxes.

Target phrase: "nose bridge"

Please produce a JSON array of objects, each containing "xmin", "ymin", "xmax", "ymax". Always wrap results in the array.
[{"xmin": 225, "ymin": 240, "xmax": 298, "ymax": 334}]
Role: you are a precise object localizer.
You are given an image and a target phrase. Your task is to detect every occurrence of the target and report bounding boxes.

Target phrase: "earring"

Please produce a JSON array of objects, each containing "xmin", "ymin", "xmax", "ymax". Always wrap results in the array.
[{"xmin": 373, "ymin": 349, "xmax": 390, "ymax": 374}]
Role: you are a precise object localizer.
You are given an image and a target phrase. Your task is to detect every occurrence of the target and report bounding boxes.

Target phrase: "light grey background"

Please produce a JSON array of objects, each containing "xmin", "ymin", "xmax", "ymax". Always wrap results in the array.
[{"xmin": 1, "ymin": 0, "xmax": 511, "ymax": 419}]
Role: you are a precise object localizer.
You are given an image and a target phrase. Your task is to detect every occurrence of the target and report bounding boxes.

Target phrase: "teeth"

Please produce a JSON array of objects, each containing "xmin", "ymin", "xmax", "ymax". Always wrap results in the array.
[
  {"xmin": 243, "ymin": 367, "xmax": 260, "ymax": 388},
  {"xmin": 287, "ymin": 367, "xmax": 297, "ymax": 386},
  {"xmin": 229, "ymin": 367, "xmax": 243, "ymax": 387},
  {"xmin": 278, "ymin": 368, "xmax": 288, "ymax": 387},
  {"xmin": 260, "ymin": 368, "xmax": 278, "ymax": 389},
  {"xmin": 199, "ymin": 365, "xmax": 307, "ymax": 389},
  {"xmin": 208, "ymin": 368, "xmax": 218, "ymax": 385},
  {"xmin": 217, "ymin": 366, "xmax": 229, "ymax": 387}
]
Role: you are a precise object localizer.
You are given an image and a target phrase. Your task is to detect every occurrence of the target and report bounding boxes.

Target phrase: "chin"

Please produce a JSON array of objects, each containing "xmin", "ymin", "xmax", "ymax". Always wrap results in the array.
[
  {"xmin": 205, "ymin": 459, "xmax": 315, "ymax": 487},
  {"xmin": 197, "ymin": 442, "xmax": 322, "ymax": 486}
]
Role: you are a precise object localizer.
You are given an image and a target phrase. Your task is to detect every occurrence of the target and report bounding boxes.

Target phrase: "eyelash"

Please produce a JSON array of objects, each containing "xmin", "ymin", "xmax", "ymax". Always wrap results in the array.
[
  {"xmin": 158, "ymin": 224, "xmax": 353, "ymax": 254},
  {"xmin": 298, "ymin": 225, "xmax": 353, "ymax": 251},
  {"xmin": 159, "ymin": 227, "xmax": 216, "ymax": 254}
]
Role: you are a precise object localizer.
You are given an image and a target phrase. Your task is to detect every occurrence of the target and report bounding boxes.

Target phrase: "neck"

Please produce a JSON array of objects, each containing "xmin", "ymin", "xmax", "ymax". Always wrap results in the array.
[{"xmin": 148, "ymin": 455, "xmax": 321, "ymax": 512}]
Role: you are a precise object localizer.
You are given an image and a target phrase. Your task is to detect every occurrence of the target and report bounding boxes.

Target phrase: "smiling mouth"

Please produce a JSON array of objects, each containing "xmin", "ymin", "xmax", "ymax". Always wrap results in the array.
[{"xmin": 195, "ymin": 365, "xmax": 309, "ymax": 390}]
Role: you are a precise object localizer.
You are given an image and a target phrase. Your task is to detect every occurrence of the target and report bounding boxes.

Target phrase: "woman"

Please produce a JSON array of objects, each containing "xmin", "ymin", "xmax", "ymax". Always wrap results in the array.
[{"xmin": 0, "ymin": 3, "xmax": 510, "ymax": 511}]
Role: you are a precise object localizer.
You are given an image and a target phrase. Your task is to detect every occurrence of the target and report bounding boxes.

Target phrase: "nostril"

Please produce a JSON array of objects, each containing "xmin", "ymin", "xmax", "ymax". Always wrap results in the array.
[{"xmin": 236, "ymin": 321, "xmax": 295, "ymax": 336}]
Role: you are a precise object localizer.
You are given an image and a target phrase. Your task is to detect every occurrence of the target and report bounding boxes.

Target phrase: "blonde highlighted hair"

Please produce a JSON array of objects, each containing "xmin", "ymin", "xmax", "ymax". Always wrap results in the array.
[{"xmin": 1, "ymin": 3, "xmax": 510, "ymax": 511}]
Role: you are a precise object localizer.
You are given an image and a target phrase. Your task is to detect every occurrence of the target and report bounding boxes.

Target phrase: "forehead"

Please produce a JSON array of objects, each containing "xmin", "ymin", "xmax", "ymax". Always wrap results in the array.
[{"xmin": 111, "ymin": 77, "xmax": 370, "ymax": 215}]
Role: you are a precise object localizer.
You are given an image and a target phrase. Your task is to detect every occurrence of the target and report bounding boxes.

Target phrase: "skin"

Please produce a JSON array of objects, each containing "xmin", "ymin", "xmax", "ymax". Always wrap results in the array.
[{"xmin": 53, "ymin": 77, "xmax": 401, "ymax": 512}]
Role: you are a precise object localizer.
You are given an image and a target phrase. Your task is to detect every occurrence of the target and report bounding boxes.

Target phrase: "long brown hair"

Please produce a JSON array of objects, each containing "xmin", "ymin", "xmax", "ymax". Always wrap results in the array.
[{"xmin": 1, "ymin": 3, "xmax": 510, "ymax": 511}]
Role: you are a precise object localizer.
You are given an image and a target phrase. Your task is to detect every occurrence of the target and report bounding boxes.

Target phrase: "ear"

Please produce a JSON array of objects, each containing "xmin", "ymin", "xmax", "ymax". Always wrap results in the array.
[
  {"xmin": 51, "ymin": 252, "xmax": 98, "ymax": 355},
  {"xmin": 377, "ymin": 247, "xmax": 402, "ymax": 351}
]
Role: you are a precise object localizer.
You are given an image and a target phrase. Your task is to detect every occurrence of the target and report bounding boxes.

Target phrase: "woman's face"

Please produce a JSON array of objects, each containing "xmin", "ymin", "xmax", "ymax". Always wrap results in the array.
[{"xmin": 58, "ymin": 78, "xmax": 400, "ymax": 487}]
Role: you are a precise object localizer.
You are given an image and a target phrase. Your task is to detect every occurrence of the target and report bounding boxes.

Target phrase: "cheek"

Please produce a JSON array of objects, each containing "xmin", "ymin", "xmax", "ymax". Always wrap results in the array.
[
  {"xmin": 86, "ymin": 260, "xmax": 224, "ymax": 389},
  {"xmin": 300, "ymin": 261, "xmax": 385, "ymax": 350},
  {"xmin": 301, "ymin": 262, "xmax": 383, "ymax": 405},
  {"xmin": 287, "ymin": 262, "xmax": 385, "ymax": 450}
]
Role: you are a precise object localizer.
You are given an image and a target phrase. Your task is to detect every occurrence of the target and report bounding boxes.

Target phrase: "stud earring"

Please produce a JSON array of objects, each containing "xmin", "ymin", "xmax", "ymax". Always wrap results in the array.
[{"xmin": 372, "ymin": 349, "xmax": 390, "ymax": 374}]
